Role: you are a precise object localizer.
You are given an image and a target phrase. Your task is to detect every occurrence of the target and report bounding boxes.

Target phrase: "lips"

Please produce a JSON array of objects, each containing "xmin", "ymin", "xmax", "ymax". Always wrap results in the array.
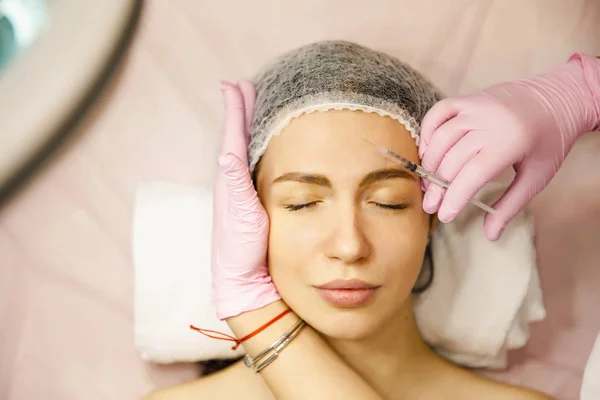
[
  {"xmin": 314, "ymin": 279, "xmax": 379, "ymax": 290},
  {"xmin": 314, "ymin": 279, "xmax": 381, "ymax": 308}
]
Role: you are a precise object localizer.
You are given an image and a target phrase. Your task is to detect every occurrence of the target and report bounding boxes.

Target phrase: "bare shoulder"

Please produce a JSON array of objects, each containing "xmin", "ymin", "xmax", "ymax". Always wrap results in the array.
[
  {"xmin": 437, "ymin": 363, "xmax": 554, "ymax": 400},
  {"xmin": 473, "ymin": 376, "xmax": 554, "ymax": 400},
  {"xmin": 493, "ymin": 383, "xmax": 554, "ymax": 400},
  {"xmin": 142, "ymin": 360, "xmax": 274, "ymax": 400}
]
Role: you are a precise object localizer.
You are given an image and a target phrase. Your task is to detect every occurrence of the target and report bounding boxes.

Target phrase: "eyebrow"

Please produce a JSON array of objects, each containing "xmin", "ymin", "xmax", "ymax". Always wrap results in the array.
[
  {"xmin": 272, "ymin": 168, "xmax": 416, "ymax": 187},
  {"xmin": 358, "ymin": 168, "xmax": 416, "ymax": 187},
  {"xmin": 273, "ymin": 172, "xmax": 331, "ymax": 187}
]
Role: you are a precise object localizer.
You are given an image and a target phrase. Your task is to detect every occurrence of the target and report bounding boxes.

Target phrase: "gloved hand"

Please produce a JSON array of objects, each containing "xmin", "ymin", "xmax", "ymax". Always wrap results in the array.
[
  {"xmin": 419, "ymin": 53, "xmax": 600, "ymax": 241},
  {"xmin": 211, "ymin": 79, "xmax": 281, "ymax": 320}
]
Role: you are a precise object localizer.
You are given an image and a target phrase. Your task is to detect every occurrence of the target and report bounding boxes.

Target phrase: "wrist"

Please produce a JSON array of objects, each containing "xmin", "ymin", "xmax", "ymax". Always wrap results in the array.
[
  {"xmin": 225, "ymin": 300, "xmax": 301, "ymax": 354},
  {"xmin": 213, "ymin": 280, "xmax": 281, "ymax": 320},
  {"xmin": 567, "ymin": 53, "xmax": 600, "ymax": 132},
  {"xmin": 524, "ymin": 54, "xmax": 600, "ymax": 138}
]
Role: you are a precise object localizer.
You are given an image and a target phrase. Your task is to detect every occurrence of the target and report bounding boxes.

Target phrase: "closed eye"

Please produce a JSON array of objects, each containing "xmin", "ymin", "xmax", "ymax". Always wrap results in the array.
[
  {"xmin": 284, "ymin": 202, "xmax": 407, "ymax": 212},
  {"xmin": 284, "ymin": 201, "xmax": 319, "ymax": 211},
  {"xmin": 374, "ymin": 203, "xmax": 408, "ymax": 210}
]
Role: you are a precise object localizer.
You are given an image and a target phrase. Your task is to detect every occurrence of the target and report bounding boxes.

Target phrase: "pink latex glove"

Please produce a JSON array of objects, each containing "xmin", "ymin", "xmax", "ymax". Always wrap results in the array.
[
  {"xmin": 211, "ymin": 80, "xmax": 281, "ymax": 320},
  {"xmin": 419, "ymin": 53, "xmax": 600, "ymax": 241}
]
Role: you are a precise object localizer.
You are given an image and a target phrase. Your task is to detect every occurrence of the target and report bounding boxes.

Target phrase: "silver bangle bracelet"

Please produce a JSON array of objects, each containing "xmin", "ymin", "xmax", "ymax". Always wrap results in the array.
[
  {"xmin": 243, "ymin": 318, "xmax": 305, "ymax": 373},
  {"xmin": 253, "ymin": 319, "xmax": 305, "ymax": 373}
]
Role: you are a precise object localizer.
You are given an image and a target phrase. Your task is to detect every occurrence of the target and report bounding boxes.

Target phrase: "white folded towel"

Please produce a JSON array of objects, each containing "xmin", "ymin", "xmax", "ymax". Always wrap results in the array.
[
  {"xmin": 413, "ymin": 185, "xmax": 545, "ymax": 368},
  {"xmin": 132, "ymin": 180, "xmax": 545, "ymax": 368},
  {"xmin": 581, "ymin": 332, "xmax": 600, "ymax": 399},
  {"xmin": 133, "ymin": 182, "xmax": 244, "ymax": 362}
]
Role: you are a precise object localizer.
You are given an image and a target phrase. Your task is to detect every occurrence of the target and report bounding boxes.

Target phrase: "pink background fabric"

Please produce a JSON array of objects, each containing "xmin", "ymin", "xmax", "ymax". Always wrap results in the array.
[{"xmin": 1, "ymin": 1, "xmax": 599, "ymax": 399}]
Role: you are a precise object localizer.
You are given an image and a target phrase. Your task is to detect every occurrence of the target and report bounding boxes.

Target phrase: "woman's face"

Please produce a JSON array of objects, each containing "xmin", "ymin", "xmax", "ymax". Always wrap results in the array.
[{"xmin": 255, "ymin": 110, "xmax": 434, "ymax": 340}]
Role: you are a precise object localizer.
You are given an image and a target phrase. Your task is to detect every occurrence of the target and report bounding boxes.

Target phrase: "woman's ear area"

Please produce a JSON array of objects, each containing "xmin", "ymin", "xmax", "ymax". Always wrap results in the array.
[
  {"xmin": 420, "ymin": 176, "xmax": 438, "ymax": 236},
  {"xmin": 429, "ymin": 213, "xmax": 438, "ymax": 237}
]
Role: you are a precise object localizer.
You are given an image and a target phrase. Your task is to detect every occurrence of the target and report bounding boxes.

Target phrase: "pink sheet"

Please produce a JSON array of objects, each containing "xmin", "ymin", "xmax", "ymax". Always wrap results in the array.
[{"xmin": 1, "ymin": 1, "xmax": 599, "ymax": 398}]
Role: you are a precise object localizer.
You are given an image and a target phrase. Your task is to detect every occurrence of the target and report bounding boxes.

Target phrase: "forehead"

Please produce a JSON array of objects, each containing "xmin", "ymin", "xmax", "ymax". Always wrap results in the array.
[{"xmin": 257, "ymin": 110, "xmax": 420, "ymax": 181}]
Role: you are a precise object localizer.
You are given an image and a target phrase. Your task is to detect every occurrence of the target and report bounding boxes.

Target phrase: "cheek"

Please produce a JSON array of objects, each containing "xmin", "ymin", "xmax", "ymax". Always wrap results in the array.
[
  {"xmin": 377, "ymin": 232, "xmax": 427, "ymax": 277},
  {"xmin": 266, "ymin": 211, "xmax": 323, "ymax": 284},
  {"xmin": 366, "ymin": 211, "xmax": 430, "ymax": 278},
  {"xmin": 367, "ymin": 205, "xmax": 430, "ymax": 240}
]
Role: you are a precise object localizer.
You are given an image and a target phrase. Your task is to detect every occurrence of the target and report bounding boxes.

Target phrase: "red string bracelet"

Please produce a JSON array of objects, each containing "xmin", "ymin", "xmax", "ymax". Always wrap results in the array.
[{"xmin": 190, "ymin": 308, "xmax": 292, "ymax": 351}]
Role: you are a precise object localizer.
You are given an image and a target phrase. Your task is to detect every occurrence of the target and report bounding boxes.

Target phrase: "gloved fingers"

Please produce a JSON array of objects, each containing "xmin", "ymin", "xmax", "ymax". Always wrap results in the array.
[
  {"xmin": 220, "ymin": 81, "xmax": 249, "ymax": 164},
  {"xmin": 437, "ymin": 150, "xmax": 514, "ymax": 223},
  {"xmin": 422, "ymin": 131, "xmax": 481, "ymax": 215},
  {"xmin": 483, "ymin": 163, "xmax": 544, "ymax": 241},
  {"xmin": 434, "ymin": 130, "xmax": 483, "ymax": 182},
  {"xmin": 420, "ymin": 115, "xmax": 472, "ymax": 173},
  {"xmin": 218, "ymin": 152, "xmax": 262, "ymax": 213},
  {"xmin": 419, "ymin": 98, "xmax": 460, "ymax": 159},
  {"xmin": 237, "ymin": 79, "xmax": 256, "ymax": 139},
  {"xmin": 422, "ymin": 184, "xmax": 445, "ymax": 214}
]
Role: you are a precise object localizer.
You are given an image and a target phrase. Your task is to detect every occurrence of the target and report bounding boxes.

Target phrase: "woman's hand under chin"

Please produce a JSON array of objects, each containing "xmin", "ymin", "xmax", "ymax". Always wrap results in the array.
[{"xmin": 211, "ymin": 79, "xmax": 281, "ymax": 321}]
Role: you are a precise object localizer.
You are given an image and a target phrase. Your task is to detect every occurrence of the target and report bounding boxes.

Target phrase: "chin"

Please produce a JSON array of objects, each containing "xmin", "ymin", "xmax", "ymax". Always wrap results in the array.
[{"xmin": 302, "ymin": 306, "xmax": 383, "ymax": 340}]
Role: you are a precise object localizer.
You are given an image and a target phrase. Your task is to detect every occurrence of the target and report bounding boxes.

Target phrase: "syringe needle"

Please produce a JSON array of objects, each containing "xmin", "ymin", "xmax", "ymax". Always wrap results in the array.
[{"xmin": 363, "ymin": 138, "xmax": 498, "ymax": 216}]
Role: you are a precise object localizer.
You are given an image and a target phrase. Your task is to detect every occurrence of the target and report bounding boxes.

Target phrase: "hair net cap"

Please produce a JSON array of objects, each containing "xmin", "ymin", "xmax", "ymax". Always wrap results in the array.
[{"xmin": 249, "ymin": 40, "xmax": 444, "ymax": 172}]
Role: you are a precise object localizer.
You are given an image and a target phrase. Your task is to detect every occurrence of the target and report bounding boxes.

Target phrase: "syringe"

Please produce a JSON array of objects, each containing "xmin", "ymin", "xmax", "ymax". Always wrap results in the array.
[{"xmin": 363, "ymin": 139, "xmax": 497, "ymax": 216}]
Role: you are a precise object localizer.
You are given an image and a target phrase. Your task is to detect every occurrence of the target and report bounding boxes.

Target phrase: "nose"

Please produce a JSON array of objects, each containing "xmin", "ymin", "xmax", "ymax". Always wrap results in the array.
[{"xmin": 325, "ymin": 205, "xmax": 371, "ymax": 264}]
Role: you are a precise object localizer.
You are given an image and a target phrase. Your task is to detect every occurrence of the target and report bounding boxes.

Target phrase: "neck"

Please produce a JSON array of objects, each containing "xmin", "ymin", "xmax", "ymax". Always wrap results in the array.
[{"xmin": 325, "ymin": 298, "xmax": 442, "ymax": 399}]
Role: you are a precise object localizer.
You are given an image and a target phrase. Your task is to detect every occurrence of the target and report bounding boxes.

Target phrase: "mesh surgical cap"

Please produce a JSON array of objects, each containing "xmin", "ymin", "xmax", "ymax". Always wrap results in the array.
[{"xmin": 248, "ymin": 40, "xmax": 445, "ymax": 172}]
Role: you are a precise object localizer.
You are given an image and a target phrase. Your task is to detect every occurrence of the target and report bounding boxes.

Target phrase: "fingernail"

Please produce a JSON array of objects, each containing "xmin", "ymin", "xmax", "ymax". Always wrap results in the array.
[
  {"xmin": 494, "ymin": 227, "xmax": 505, "ymax": 241},
  {"xmin": 218, "ymin": 153, "xmax": 235, "ymax": 168},
  {"xmin": 485, "ymin": 221, "xmax": 504, "ymax": 241},
  {"xmin": 422, "ymin": 192, "xmax": 436, "ymax": 213},
  {"xmin": 438, "ymin": 206, "xmax": 455, "ymax": 223},
  {"xmin": 220, "ymin": 80, "xmax": 235, "ymax": 91},
  {"xmin": 219, "ymin": 153, "xmax": 247, "ymax": 179}
]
